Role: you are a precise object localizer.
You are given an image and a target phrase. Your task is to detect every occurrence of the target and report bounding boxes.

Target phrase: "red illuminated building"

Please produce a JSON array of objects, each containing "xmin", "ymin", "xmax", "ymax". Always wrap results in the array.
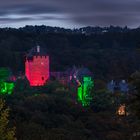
[{"xmin": 25, "ymin": 46, "xmax": 49, "ymax": 86}]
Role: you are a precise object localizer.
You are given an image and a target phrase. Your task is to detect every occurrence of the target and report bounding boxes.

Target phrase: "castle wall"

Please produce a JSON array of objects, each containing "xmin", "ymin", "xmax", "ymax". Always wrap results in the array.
[{"xmin": 25, "ymin": 56, "xmax": 49, "ymax": 86}]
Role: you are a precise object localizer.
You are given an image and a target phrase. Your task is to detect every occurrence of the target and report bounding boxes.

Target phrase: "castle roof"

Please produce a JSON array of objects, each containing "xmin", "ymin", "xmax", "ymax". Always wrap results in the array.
[
  {"xmin": 66, "ymin": 66, "xmax": 93, "ymax": 83},
  {"xmin": 26, "ymin": 46, "xmax": 48, "ymax": 59}
]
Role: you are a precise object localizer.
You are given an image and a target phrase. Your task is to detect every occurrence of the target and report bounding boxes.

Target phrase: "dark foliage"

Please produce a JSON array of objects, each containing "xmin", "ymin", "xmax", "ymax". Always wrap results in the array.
[
  {"xmin": 0, "ymin": 26, "xmax": 140, "ymax": 140},
  {"xmin": 0, "ymin": 80, "xmax": 135, "ymax": 140},
  {"xmin": 0, "ymin": 26, "xmax": 140, "ymax": 79}
]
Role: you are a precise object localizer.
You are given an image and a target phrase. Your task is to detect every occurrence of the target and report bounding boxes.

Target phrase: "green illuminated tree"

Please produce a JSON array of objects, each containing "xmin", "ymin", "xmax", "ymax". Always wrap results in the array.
[
  {"xmin": 77, "ymin": 76, "xmax": 94, "ymax": 107},
  {"xmin": 0, "ymin": 99, "xmax": 16, "ymax": 140}
]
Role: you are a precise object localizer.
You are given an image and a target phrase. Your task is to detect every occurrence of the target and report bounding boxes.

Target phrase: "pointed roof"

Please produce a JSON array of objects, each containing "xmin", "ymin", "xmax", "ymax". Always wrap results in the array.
[
  {"xmin": 66, "ymin": 66, "xmax": 93, "ymax": 83},
  {"xmin": 26, "ymin": 45, "xmax": 48, "ymax": 59}
]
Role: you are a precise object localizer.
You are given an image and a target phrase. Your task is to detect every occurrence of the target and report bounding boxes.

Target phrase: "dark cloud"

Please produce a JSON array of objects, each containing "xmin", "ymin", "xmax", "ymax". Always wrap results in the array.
[
  {"xmin": 0, "ymin": 17, "xmax": 32, "ymax": 23},
  {"xmin": 0, "ymin": 0, "xmax": 140, "ymax": 28}
]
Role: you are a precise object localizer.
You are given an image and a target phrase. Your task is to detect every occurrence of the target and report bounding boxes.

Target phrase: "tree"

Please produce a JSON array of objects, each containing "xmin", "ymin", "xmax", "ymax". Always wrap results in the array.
[
  {"xmin": 129, "ymin": 71, "xmax": 140, "ymax": 119},
  {"xmin": 14, "ymin": 78, "xmax": 30, "ymax": 92},
  {"xmin": 0, "ymin": 99, "xmax": 16, "ymax": 140},
  {"xmin": 91, "ymin": 90, "xmax": 116, "ymax": 112}
]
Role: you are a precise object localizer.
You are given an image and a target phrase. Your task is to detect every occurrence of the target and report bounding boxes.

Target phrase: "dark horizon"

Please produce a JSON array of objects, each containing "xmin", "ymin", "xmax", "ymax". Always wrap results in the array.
[{"xmin": 0, "ymin": 24, "xmax": 140, "ymax": 30}]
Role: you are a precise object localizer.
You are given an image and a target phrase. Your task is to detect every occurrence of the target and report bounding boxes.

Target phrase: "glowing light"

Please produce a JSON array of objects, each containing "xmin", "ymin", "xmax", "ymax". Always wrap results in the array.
[
  {"xmin": 117, "ymin": 104, "xmax": 126, "ymax": 116},
  {"xmin": 0, "ymin": 67, "xmax": 15, "ymax": 94},
  {"xmin": 25, "ymin": 55, "xmax": 49, "ymax": 86},
  {"xmin": 77, "ymin": 76, "xmax": 94, "ymax": 106},
  {"xmin": 0, "ymin": 81, "xmax": 15, "ymax": 95}
]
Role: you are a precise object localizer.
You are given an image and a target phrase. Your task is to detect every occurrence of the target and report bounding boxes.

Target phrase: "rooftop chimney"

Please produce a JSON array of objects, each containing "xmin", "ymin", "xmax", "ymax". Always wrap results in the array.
[{"xmin": 37, "ymin": 45, "xmax": 40, "ymax": 53}]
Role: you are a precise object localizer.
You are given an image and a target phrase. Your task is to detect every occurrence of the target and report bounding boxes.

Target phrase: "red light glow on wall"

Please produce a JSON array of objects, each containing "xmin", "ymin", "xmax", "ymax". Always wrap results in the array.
[{"xmin": 25, "ymin": 56, "xmax": 49, "ymax": 86}]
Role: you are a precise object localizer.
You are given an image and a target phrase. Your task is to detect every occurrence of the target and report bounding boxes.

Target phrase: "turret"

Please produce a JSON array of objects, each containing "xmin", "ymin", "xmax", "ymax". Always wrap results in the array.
[{"xmin": 25, "ymin": 46, "xmax": 49, "ymax": 86}]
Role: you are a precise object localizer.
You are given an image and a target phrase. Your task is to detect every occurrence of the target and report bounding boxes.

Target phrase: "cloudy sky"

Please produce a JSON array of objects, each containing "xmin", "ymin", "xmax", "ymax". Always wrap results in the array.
[{"xmin": 0, "ymin": 0, "xmax": 140, "ymax": 28}]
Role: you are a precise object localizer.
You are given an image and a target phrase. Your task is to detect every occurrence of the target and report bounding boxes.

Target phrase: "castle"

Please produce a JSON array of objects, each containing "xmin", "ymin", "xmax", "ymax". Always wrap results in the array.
[
  {"xmin": 0, "ymin": 45, "xmax": 96, "ymax": 107},
  {"xmin": 0, "ymin": 45, "xmax": 130, "ymax": 108},
  {"xmin": 25, "ymin": 46, "xmax": 49, "ymax": 86}
]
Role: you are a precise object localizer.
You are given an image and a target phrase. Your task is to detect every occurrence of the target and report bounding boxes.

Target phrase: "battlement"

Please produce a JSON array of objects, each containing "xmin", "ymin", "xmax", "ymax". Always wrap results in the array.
[{"xmin": 25, "ymin": 46, "xmax": 50, "ymax": 86}]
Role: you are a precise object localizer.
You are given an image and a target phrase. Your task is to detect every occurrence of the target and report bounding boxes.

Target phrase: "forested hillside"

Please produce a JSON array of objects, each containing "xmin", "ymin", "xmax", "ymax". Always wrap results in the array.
[
  {"xmin": 0, "ymin": 80, "xmax": 136, "ymax": 140},
  {"xmin": 0, "ymin": 26, "xmax": 140, "ymax": 79},
  {"xmin": 0, "ymin": 26, "xmax": 140, "ymax": 140}
]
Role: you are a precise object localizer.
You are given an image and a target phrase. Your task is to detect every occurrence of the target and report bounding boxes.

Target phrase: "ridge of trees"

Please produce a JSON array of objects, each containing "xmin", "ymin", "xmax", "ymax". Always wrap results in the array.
[{"xmin": 0, "ymin": 26, "xmax": 140, "ymax": 80}]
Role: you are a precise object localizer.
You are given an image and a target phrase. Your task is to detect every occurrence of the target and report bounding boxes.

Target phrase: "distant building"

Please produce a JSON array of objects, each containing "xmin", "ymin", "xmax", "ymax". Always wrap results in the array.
[
  {"xmin": 25, "ymin": 46, "xmax": 49, "ymax": 86},
  {"xmin": 50, "ymin": 67, "xmax": 93, "ymax": 86},
  {"xmin": 119, "ymin": 80, "xmax": 129, "ymax": 93},
  {"xmin": 107, "ymin": 80, "xmax": 129, "ymax": 93},
  {"xmin": 107, "ymin": 80, "xmax": 116, "ymax": 93}
]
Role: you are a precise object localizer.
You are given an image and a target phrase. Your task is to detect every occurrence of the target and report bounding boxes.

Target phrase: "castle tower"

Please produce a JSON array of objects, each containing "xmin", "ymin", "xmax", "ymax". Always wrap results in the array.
[{"xmin": 25, "ymin": 46, "xmax": 49, "ymax": 86}]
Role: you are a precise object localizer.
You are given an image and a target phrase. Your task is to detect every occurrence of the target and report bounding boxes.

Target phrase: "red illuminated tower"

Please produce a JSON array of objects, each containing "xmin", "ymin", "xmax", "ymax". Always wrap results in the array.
[{"xmin": 25, "ymin": 46, "xmax": 49, "ymax": 86}]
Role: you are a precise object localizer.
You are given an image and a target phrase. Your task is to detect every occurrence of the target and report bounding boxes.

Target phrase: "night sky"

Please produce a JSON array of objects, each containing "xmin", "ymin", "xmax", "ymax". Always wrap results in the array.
[{"xmin": 0, "ymin": 0, "xmax": 140, "ymax": 28}]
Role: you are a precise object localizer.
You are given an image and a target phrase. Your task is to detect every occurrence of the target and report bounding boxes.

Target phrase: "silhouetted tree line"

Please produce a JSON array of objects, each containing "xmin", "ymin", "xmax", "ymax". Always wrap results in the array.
[{"xmin": 0, "ymin": 26, "xmax": 140, "ymax": 79}]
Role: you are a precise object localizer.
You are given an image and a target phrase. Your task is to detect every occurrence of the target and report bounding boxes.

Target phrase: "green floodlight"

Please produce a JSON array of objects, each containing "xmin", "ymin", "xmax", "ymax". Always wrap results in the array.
[
  {"xmin": 0, "ymin": 81, "xmax": 15, "ymax": 95},
  {"xmin": 0, "ymin": 67, "xmax": 15, "ymax": 95},
  {"xmin": 77, "ymin": 76, "xmax": 94, "ymax": 107}
]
